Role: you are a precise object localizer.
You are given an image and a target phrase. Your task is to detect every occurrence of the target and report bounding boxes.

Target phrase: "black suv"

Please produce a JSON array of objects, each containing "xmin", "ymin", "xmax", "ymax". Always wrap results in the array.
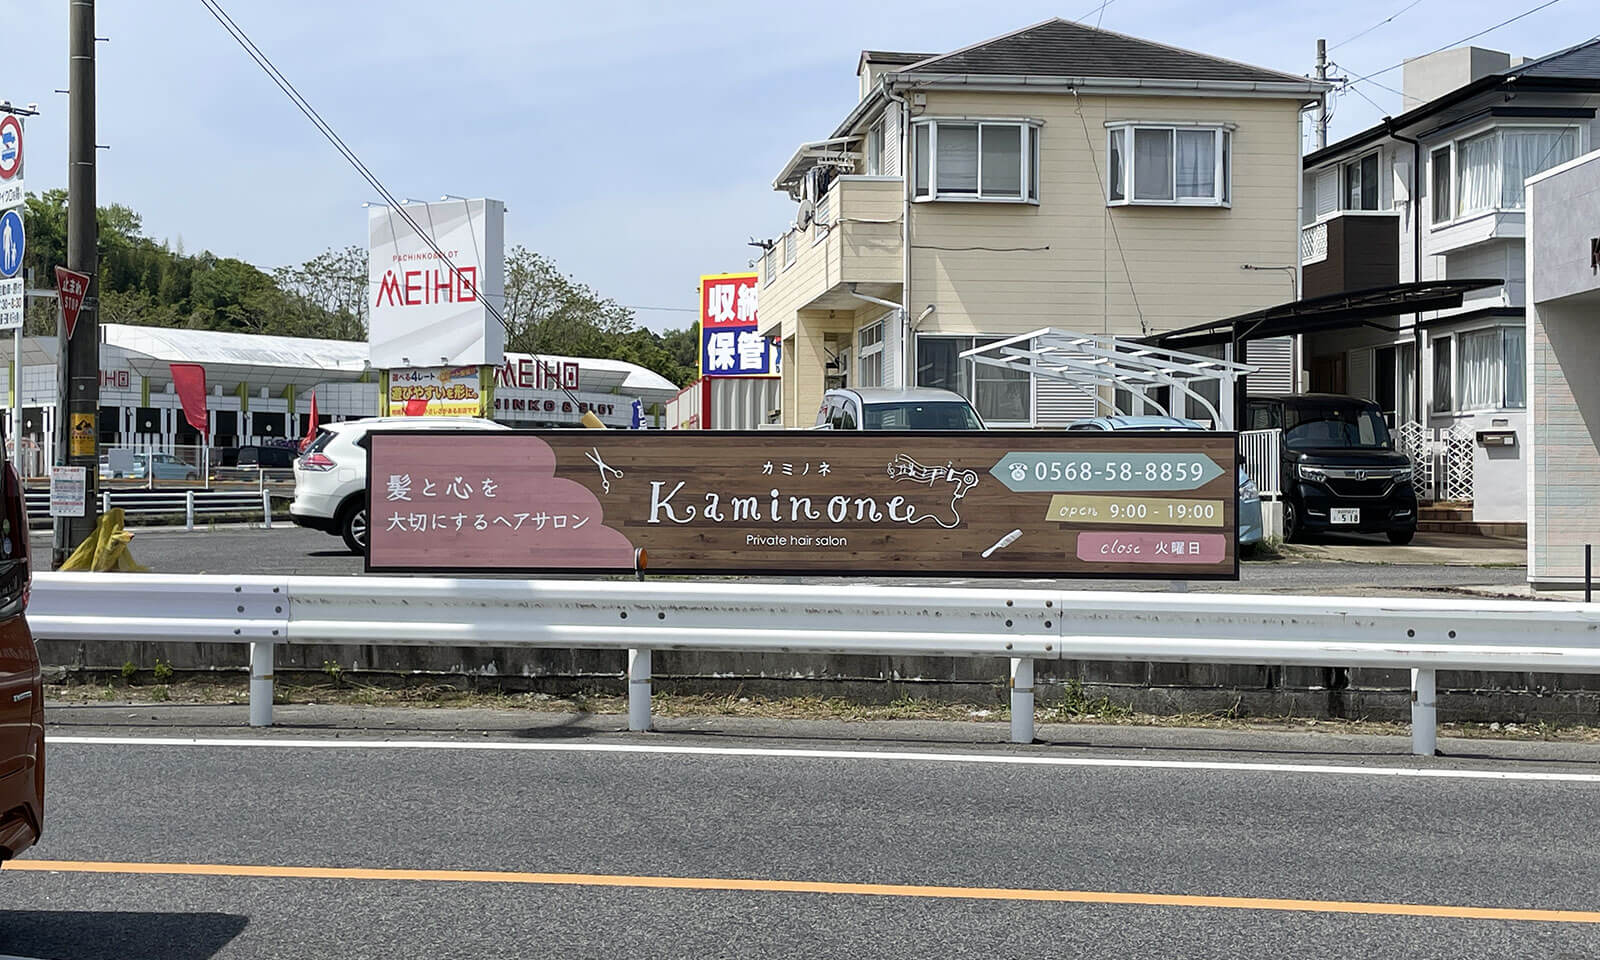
[{"xmin": 1245, "ymin": 394, "xmax": 1417, "ymax": 544}]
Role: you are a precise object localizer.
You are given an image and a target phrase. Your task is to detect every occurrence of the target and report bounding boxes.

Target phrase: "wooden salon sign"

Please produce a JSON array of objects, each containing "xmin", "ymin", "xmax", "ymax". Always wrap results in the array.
[{"xmin": 364, "ymin": 430, "xmax": 1239, "ymax": 579}]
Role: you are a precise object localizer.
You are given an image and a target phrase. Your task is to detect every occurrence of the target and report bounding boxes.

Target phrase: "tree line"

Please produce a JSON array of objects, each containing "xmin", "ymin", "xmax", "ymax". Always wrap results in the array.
[{"xmin": 19, "ymin": 190, "xmax": 700, "ymax": 387}]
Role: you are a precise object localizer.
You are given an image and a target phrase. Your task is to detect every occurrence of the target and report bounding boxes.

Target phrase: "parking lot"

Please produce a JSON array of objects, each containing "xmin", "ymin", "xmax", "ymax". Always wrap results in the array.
[{"xmin": 29, "ymin": 523, "xmax": 1531, "ymax": 597}]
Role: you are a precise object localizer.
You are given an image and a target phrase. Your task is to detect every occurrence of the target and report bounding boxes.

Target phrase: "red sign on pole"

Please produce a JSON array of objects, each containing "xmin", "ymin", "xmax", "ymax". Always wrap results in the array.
[{"xmin": 55, "ymin": 266, "xmax": 90, "ymax": 339}]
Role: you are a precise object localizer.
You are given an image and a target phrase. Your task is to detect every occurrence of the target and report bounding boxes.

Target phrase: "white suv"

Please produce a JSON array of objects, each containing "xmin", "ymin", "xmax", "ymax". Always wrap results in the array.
[{"xmin": 291, "ymin": 416, "xmax": 509, "ymax": 553}]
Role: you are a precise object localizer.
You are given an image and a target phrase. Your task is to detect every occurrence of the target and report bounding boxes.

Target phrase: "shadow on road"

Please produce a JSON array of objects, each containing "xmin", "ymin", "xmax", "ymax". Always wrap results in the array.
[{"xmin": 0, "ymin": 910, "xmax": 248, "ymax": 959}]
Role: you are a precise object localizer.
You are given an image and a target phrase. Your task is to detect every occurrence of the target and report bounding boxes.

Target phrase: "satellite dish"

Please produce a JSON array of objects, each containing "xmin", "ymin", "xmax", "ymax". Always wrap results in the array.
[{"xmin": 796, "ymin": 197, "xmax": 815, "ymax": 231}]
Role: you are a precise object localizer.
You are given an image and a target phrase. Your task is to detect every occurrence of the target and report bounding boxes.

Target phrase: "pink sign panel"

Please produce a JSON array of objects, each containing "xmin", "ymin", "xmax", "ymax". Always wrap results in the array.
[
  {"xmin": 1074, "ymin": 532, "xmax": 1227, "ymax": 565},
  {"xmin": 366, "ymin": 434, "xmax": 635, "ymax": 571}
]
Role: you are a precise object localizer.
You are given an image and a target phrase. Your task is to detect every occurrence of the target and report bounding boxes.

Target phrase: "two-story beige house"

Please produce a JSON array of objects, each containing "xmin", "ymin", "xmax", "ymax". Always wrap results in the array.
[{"xmin": 755, "ymin": 18, "xmax": 1326, "ymax": 427}]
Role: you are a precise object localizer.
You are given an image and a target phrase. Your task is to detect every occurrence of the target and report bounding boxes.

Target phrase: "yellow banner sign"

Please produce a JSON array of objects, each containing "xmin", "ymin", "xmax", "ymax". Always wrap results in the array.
[
  {"xmin": 69, "ymin": 412, "xmax": 96, "ymax": 457},
  {"xmin": 1046, "ymin": 494, "xmax": 1224, "ymax": 527}
]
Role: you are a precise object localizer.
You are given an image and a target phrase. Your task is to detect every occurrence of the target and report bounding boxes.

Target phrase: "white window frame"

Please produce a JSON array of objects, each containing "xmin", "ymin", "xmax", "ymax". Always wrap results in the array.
[
  {"xmin": 782, "ymin": 230, "xmax": 796, "ymax": 269},
  {"xmin": 1430, "ymin": 121, "xmax": 1586, "ymax": 229},
  {"xmin": 910, "ymin": 118, "xmax": 1041, "ymax": 204},
  {"xmin": 857, "ymin": 319, "xmax": 885, "ymax": 388},
  {"xmin": 1429, "ymin": 145, "xmax": 1452, "ymax": 226},
  {"xmin": 1105, "ymin": 121, "xmax": 1234, "ymax": 208},
  {"xmin": 865, "ymin": 119, "xmax": 885, "ymax": 176},
  {"xmin": 1342, "ymin": 150, "xmax": 1380, "ymax": 211},
  {"xmin": 1444, "ymin": 322, "xmax": 1526, "ymax": 414}
]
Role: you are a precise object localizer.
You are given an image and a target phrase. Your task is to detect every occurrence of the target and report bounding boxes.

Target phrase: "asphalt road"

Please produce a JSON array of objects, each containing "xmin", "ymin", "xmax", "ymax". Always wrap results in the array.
[
  {"xmin": 4, "ymin": 711, "xmax": 1600, "ymax": 958},
  {"xmin": 32, "ymin": 524, "xmax": 1527, "ymax": 596}
]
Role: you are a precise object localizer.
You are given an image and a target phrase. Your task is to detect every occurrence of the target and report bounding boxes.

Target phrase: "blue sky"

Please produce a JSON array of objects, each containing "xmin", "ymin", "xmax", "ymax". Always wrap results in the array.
[{"xmin": 2, "ymin": 0, "xmax": 1584, "ymax": 330}]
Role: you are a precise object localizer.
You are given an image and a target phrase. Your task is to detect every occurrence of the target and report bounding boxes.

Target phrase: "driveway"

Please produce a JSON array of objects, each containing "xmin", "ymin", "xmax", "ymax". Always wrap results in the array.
[{"xmin": 1281, "ymin": 531, "xmax": 1526, "ymax": 567}]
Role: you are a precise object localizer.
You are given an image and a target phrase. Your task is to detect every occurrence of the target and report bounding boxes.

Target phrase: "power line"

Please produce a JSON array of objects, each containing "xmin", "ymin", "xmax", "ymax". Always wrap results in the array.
[
  {"xmin": 1071, "ymin": 90, "xmax": 1148, "ymax": 337},
  {"xmin": 197, "ymin": 0, "xmax": 591, "ymax": 408},
  {"xmin": 1345, "ymin": 0, "xmax": 1565, "ymax": 86},
  {"xmin": 1327, "ymin": 0, "xmax": 1425, "ymax": 52},
  {"xmin": 1076, "ymin": 0, "xmax": 1115, "ymax": 23}
]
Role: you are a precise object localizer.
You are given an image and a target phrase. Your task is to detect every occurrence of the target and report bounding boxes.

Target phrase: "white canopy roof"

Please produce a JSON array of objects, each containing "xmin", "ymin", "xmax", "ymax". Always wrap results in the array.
[{"xmin": 961, "ymin": 328, "xmax": 1257, "ymax": 429}]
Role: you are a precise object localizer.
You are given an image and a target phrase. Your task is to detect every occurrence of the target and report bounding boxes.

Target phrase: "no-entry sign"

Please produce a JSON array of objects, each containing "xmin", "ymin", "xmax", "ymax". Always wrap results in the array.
[{"xmin": 365, "ymin": 430, "xmax": 1240, "ymax": 579}]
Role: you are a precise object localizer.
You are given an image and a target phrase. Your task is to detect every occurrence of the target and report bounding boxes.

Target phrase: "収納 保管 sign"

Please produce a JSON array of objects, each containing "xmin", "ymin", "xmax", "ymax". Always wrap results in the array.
[
  {"xmin": 364, "ymin": 431, "xmax": 1239, "ymax": 579},
  {"xmin": 699, "ymin": 272, "xmax": 778, "ymax": 378}
]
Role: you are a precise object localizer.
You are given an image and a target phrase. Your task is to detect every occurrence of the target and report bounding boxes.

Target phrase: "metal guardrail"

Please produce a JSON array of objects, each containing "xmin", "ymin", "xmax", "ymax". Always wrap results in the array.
[
  {"xmin": 25, "ymin": 574, "xmax": 1600, "ymax": 755},
  {"xmin": 26, "ymin": 490, "xmax": 280, "ymax": 529}
]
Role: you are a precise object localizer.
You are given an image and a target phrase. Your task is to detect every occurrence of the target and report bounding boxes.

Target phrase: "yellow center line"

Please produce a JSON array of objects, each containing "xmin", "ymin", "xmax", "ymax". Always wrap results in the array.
[{"xmin": 5, "ymin": 859, "xmax": 1598, "ymax": 924}]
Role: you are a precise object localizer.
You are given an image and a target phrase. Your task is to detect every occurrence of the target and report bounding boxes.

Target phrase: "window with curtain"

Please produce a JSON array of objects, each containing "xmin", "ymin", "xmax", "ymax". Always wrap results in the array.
[
  {"xmin": 913, "ymin": 124, "xmax": 930, "ymax": 198},
  {"xmin": 1456, "ymin": 329, "xmax": 1498, "ymax": 410},
  {"xmin": 936, "ymin": 123, "xmax": 979, "ymax": 195},
  {"xmin": 1501, "ymin": 326, "xmax": 1526, "ymax": 408},
  {"xmin": 1108, "ymin": 123, "xmax": 1231, "ymax": 205},
  {"xmin": 1175, "ymin": 129, "xmax": 1216, "ymax": 200},
  {"xmin": 911, "ymin": 120, "xmax": 1039, "ymax": 201},
  {"xmin": 1431, "ymin": 337, "xmax": 1451, "ymax": 413},
  {"xmin": 1108, "ymin": 128, "xmax": 1126, "ymax": 201},
  {"xmin": 1456, "ymin": 132, "xmax": 1498, "ymax": 216},
  {"xmin": 1501, "ymin": 127, "xmax": 1578, "ymax": 208},
  {"xmin": 1448, "ymin": 126, "xmax": 1582, "ymax": 218},
  {"xmin": 1397, "ymin": 341, "xmax": 1417, "ymax": 422},
  {"xmin": 1430, "ymin": 146, "xmax": 1452, "ymax": 223},
  {"xmin": 1133, "ymin": 128, "xmax": 1173, "ymax": 200}
]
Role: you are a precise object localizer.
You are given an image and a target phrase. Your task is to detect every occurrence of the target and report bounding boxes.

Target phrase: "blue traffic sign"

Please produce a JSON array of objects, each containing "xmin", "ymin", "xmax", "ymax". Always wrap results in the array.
[{"xmin": 0, "ymin": 209, "xmax": 22, "ymax": 279}]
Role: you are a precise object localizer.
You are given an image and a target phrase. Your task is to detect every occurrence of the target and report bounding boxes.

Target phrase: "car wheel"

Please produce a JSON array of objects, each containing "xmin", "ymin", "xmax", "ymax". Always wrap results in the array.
[
  {"xmin": 1386, "ymin": 528, "xmax": 1416, "ymax": 545},
  {"xmin": 339, "ymin": 502, "xmax": 368, "ymax": 555},
  {"xmin": 1282, "ymin": 500, "xmax": 1301, "ymax": 543}
]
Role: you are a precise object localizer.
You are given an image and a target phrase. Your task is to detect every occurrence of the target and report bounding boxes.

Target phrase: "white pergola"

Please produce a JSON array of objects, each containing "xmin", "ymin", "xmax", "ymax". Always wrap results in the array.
[{"xmin": 960, "ymin": 328, "xmax": 1258, "ymax": 429}]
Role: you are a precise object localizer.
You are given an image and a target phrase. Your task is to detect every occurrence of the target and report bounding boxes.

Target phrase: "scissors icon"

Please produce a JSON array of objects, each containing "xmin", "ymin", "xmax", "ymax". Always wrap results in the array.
[{"xmin": 585, "ymin": 447, "xmax": 624, "ymax": 494}]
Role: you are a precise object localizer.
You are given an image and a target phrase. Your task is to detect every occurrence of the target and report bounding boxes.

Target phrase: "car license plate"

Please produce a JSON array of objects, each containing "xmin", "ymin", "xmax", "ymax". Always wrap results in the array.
[{"xmin": 1331, "ymin": 508, "xmax": 1360, "ymax": 525}]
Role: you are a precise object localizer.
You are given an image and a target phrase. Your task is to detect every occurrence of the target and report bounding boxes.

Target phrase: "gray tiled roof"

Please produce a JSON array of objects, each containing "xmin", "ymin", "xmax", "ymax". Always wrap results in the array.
[
  {"xmin": 900, "ymin": 18, "xmax": 1308, "ymax": 84},
  {"xmin": 1511, "ymin": 37, "xmax": 1600, "ymax": 79}
]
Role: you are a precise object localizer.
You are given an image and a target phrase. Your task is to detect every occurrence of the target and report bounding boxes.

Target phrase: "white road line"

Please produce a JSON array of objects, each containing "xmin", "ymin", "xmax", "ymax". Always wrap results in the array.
[{"xmin": 44, "ymin": 735, "xmax": 1600, "ymax": 783}]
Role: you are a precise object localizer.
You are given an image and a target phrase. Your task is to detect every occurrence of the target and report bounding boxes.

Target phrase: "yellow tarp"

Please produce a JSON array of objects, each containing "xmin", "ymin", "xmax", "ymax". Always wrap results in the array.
[{"xmin": 58, "ymin": 508, "xmax": 149, "ymax": 573}]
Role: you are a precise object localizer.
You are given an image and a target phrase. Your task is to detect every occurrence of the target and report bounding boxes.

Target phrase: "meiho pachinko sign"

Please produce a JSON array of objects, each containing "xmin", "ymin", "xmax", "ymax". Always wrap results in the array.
[
  {"xmin": 699, "ymin": 272, "xmax": 778, "ymax": 377},
  {"xmin": 367, "ymin": 198, "xmax": 506, "ymax": 370},
  {"xmin": 387, "ymin": 366, "xmax": 483, "ymax": 417},
  {"xmin": 365, "ymin": 431, "xmax": 1239, "ymax": 579}
]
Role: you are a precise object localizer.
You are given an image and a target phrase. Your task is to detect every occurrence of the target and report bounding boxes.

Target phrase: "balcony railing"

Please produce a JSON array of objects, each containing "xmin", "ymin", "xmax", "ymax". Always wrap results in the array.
[{"xmin": 1300, "ymin": 221, "xmax": 1328, "ymax": 266}]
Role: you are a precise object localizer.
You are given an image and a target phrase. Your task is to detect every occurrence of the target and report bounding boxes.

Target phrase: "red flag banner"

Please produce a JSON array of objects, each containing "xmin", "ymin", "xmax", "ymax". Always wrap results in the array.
[
  {"xmin": 299, "ymin": 391, "xmax": 319, "ymax": 452},
  {"xmin": 55, "ymin": 266, "xmax": 91, "ymax": 339},
  {"xmin": 170, "ymin": 363, "xmax": 209, "ymax": 435}
]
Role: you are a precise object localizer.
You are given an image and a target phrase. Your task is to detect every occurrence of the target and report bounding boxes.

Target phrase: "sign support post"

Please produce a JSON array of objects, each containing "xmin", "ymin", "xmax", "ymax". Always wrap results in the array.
[{"xmin": 53, "ymin": 0, "xmax": 99, "ymax": 568}]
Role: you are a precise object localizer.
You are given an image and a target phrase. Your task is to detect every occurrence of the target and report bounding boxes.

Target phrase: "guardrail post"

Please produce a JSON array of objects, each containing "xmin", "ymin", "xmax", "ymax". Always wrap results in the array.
[
  {"xmin": 627, "ymin": 647, "xmax": 652, "ymax": 732},
  {"xmin": 101, "ymin": 489, "xmax": 110, "ymax": 514},
  {"xmin": 185, "ymin": 490, "xmax": 195, "ymax": 532},
  {"xmin": 1010, "ymin": 657, "xmax": 1034, "ymax": 744},
  {"xmin": 1411, "ymin": 668, "xmax": 1437, "ymax": 756},
  {"xmin": 249, "ymin": 640, "xmax": 274, "ymax": 727},
  {"xmin": 261, "ymin": 489, "xmax": 272, "ymax": 529}
]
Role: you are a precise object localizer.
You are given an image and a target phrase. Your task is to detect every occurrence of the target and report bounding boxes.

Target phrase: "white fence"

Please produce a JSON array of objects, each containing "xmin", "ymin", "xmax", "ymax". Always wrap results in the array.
[
  {"xmin": 1299, "ymin": 221, "xmax": 1328, "ymax": 265},
  {"xmin": 1393, "ymin": 421, "xmax": 1475, "ymax": 503},
  {"xmin": 26, "ymin": 573, "xmax": 1600, "ymax": 755},
  {"xmin": 26, "ymin": 490, "xmax": 280, "ymax": 529},
  {"xmin": 1238, "ymin": 428, "xmax": 1281, "ymax": 497}
]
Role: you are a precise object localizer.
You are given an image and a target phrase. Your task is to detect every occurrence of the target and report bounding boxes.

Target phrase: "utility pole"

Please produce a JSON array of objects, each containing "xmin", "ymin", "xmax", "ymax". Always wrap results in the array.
[
  {"xmin": 1315, "ymin": 39, "xmax": 1329, "ymax": 150},
  {"xmin": 53, "ymin": 0, "xmax": 98, "ymax": 568}
]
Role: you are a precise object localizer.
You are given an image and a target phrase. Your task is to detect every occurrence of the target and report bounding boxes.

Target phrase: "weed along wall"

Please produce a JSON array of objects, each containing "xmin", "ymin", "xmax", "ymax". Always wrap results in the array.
[{"xmin": 35, "ymin": 638, "xmax": 1600, "ymax": 725}]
